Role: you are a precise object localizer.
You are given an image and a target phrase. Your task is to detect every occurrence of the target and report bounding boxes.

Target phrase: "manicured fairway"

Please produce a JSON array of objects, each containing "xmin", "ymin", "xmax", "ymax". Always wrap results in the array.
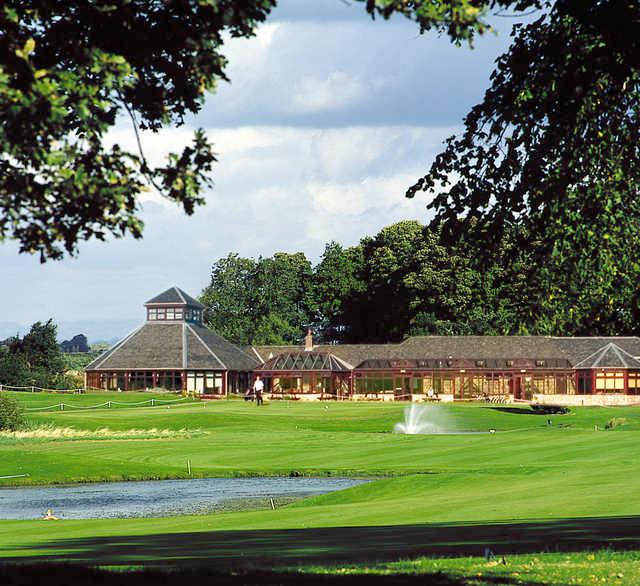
[{"xmin": 1, "ymin": 393, "xmax": 640, "ymax": 584}]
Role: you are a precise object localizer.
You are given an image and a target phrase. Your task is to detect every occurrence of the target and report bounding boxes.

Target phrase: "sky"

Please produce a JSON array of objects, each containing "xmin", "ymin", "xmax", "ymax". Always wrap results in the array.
[{"xmin": 2, "ymin": 0, "xmax": 517, "ymax": 342}]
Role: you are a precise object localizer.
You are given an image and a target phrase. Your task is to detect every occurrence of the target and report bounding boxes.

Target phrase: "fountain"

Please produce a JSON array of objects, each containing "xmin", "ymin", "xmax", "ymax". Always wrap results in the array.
[{"xmin": 394, "ymin": 404, "xmax": 444, "ymax": 434}]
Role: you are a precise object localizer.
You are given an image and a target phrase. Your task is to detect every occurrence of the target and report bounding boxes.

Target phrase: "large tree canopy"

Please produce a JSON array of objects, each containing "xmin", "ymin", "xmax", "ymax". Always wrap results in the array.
[
  {"xmin": 3, "ymin": 0, "xmax": 640, "ymax": 268},
  {"xmin": 1, "ymin": 1, "xmax": 275, "ymax": 260}
]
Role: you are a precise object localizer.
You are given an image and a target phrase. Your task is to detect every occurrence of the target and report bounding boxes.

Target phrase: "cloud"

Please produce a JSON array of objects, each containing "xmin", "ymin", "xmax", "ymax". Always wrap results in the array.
[
  {"xmin": 195, "ymin": 16, "xmax": 512, "ymax": 128},
  {"xmin": 291, "ymin": 70, "xmax": 366, "ymax": 113},
  {"xmin": 3, "ymin": 2, "xmax": 516, "ymax": 331}
]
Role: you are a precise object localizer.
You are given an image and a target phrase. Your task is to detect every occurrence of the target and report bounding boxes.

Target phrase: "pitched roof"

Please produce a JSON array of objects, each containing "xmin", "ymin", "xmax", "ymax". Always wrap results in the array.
[
  {"xmin": 187, "ymin": 324, "xmax": 260, "ymax": 371},
  {"xmin": 398, "ymin": 336, "xmax": 563, "ymax": 360},
  {"xmin": 551, "ymin": 337, "xmax": 640, "ymax": 365},
  {"xmin": 251, "ymin": 336, "xmax": 640, "ymax": 369},
  {"xmin": 86, "ymin": 322, "xmax": 259, "ymax": 371},
  {"xmin": 573, "ymin": 342, "xmax": 640, "ymax": 369},
  {"xmin": 145, "ymin": 286, "xmax": 205, "ymax": 308},
  {"xmin": 255, "ymin": 351, "xmax": 351, "ymax": 372}
]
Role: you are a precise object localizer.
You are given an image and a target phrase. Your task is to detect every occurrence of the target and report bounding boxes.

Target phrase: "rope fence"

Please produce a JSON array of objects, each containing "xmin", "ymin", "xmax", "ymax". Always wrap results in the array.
[
  {"xmin": 0, "ymin": 383, "xmax": 85, "ymax": 394},
  {"xmin": 22, "ymin": 397, "xmax": 192, "ymax": 412}
]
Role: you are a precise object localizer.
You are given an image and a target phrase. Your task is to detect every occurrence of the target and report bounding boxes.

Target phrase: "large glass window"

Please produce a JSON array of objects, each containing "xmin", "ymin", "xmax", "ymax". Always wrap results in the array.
[
  {"xmin": 355, "ymin": 374, "xmax": 393, "ymax": 393},
  {"xmin": 187, "ymin": 371, "xmax": 223, "ymax": 394},
  {"xmin": 433, "ymin": 376, "xmax": 454, "ymax": 394},
  {"xmin": 595, "ymin": 371, "xmax": 625, "ymax": 392}
]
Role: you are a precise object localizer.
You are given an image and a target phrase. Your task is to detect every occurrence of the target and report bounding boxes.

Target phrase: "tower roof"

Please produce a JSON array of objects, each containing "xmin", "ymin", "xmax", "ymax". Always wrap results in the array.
[
  {"xmin": 145, "ymin": 286, "xmax": 205, "ymax": 309},
  {"xmin": 85, "ymin": 322, "xmax": 259, "ymax": 371}
]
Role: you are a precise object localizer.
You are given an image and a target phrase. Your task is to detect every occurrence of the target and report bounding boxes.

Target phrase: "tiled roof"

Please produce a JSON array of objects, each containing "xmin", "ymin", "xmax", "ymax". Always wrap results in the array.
[
  {"xmin": 551, "ymin": 337, "xmax": 640, "ymax": 365},
  {"xmin": 252, "ymin": 336, "xmax": 640, "ymax": 369},
  {"xmin": 145, "ymin": 286, "xmax": 205, "ymax": 308},
  {"xmin": 573, "ymin": 342, "xmax": 640, "ymax": 369},
  {"xmin": 86, "ymin": 323, "xmax": 184, "ymax": 370},
  {"xmin": 86, "ymin": 322, "xmax": 258, "ymax": 371},
  {"xmin": 188, "ymin": 324, "xmax": 260, "ymax": 371}
]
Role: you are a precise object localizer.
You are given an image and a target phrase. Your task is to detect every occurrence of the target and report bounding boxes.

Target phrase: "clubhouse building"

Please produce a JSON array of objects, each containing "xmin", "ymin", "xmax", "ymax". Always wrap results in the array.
[
  {"xmin": 85, "ymin": 287, "xmax": 259, "ymax": 394},
  {"xmin": 86, "ymin": 288, "xmax": 640, "ymax": 405}
]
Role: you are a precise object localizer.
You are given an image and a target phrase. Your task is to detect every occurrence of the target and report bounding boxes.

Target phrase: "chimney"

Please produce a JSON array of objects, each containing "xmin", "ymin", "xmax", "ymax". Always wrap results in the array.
[{"xmin": 304, "ymin": 328, "xmax": 313, "ymax": 352}]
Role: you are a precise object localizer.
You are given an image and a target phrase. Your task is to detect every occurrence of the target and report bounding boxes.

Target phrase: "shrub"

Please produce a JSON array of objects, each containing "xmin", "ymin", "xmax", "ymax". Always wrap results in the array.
[
  {"xmin": 605, "ymin": 417, "xmax": 627, "ymax": 430},
  {"xmin": 0, "ymin": 394, "xmax": 24, "ymax": 431}
]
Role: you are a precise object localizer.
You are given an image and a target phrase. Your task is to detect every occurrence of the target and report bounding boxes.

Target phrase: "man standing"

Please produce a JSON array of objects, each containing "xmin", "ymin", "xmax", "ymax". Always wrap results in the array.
[{"xmin": 253, "ymin": 375, "xmax": 264, "ymax": 406}]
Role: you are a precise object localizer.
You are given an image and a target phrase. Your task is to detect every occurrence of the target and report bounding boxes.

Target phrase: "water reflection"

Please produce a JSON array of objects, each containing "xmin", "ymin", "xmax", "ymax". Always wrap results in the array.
[{"xmin": 0, "ymin": 477, "xmax": 366, "ymax": 520}]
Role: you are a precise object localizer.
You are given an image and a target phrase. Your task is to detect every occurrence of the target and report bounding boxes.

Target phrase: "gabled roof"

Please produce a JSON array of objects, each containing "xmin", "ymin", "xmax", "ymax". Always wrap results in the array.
[
  {"xmin": 86, "ymin": 322, "xmax": 259, "ymax": 371},
  {"xmin": 145, "ymin": 286, "xmax": 205, "ymax": 308},
  {"xmin": 573, "ymin": 342, "xmax": 640, "ymax": 369},
  {"xmin": 255, "ymin": 351, "xmax": 351, "ymax": 372}
]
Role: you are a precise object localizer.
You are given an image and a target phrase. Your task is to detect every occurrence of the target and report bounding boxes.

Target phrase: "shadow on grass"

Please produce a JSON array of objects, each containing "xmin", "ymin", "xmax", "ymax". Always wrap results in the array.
[
  {"xmin": 0, "ymin": 564, "xmax": 558, "ymax": 586},
  {"xmin": 485, "ymin": 407, "xmax": 543, "ymax": 416},
  {"xmin": 2, "ymin": 515, "xmax": 638, "ymax": 572}
]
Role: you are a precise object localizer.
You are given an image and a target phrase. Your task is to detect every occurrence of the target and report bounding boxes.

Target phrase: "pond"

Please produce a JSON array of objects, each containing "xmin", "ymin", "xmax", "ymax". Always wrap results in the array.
[{"xmin": 0, "ymin": 477, "xmax": 367, "ymax": 520}]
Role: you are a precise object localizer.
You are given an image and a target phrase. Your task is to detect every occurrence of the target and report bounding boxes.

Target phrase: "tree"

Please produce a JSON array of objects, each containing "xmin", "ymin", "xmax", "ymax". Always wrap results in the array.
[
  {"xmin": 251, "ymin": 252, "xmax": 313, "ymax": 344},
  {"xmin": 200, "ymin": 253, "xmax": 257, "ymax": 345},
  {"xmin": 309, "ymin": 242, "xmax": 365, "ymax": 343},
  {"xmin": 200, "ymin": 251, "xmax": 313, "ymax": 345},
  {"xmin": 0, "ymin": 320, "xmax": 65, "ymax": 387},
  {"xmin": 1, "ymin": 1, "xmax": 275, "ymax": 260},
  {"xmin": 402, "ymin": 5, "xmax": 640, "ymax": 334},
  {"xmin": 60, "ymin": 334, "xmax": 90, "ymax": 353}
]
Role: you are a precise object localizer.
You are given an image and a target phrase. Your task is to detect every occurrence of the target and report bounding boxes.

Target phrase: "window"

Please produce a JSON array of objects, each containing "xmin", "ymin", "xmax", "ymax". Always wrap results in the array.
[
  {"xmin": 535, "ymin": 360, "xmax": 546, "ymax": 367},
  {"xmin": 354, "ymin": 374, "xmax": 393, "ymax": 393},
  {"xmin": 595, "ymin": 371, "xmax": 625, "ymax": 392},
  {"xmin": 475, "ymin": 360, "xmax": 486, "ymax": 367},
  {"xmin": 148, "ymin": 308, "xmax": 157, "ymax": 320},
  {"xmin": 577, "ymin": 372, "xmax": 592, "ymax": 394}
]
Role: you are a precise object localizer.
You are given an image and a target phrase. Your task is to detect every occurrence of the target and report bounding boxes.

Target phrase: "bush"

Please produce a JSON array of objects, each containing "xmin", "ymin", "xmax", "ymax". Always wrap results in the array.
[{"xmin": 0, "ymin": 394, "xmax": 24, "ymax": 431}]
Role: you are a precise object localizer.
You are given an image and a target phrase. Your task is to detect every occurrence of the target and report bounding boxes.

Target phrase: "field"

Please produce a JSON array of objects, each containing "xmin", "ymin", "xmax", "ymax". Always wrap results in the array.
[{"xmin": 1, "ymin": 391, "xmax": 640, "ymax": 585}]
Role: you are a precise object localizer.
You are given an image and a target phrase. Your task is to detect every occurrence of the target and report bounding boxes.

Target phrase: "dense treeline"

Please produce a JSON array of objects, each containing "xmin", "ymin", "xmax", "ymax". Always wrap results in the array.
[
  {"xmin": 200, "ymin": 220, "xmax": 640, "ymax": 345},
  {"xmin": 0, "ymin": 320, "xmax": 66, "ymax": 388}
]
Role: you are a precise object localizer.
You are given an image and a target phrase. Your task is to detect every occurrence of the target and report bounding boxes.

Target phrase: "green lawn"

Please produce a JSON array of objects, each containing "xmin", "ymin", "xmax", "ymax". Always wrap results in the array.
[{"xmin": 1, "ymin": 392, "xmax": 640, "ymax": 584}]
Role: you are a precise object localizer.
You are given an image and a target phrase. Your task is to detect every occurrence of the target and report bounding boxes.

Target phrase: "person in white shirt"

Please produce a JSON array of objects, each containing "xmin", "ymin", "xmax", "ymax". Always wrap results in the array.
[{"xmin": 253, "ymin": 376, "xmax": 264, "ymax": 406}]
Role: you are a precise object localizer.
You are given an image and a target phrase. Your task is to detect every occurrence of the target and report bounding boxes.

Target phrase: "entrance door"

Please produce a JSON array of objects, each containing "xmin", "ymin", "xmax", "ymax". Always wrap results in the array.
[
  {"xmin": 511, "ymin": 376, "xmax": 534, "ymax": 400},
  {"xmin": 394, "ymin": 376, "xmax": 411, "ymax": 400}
]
